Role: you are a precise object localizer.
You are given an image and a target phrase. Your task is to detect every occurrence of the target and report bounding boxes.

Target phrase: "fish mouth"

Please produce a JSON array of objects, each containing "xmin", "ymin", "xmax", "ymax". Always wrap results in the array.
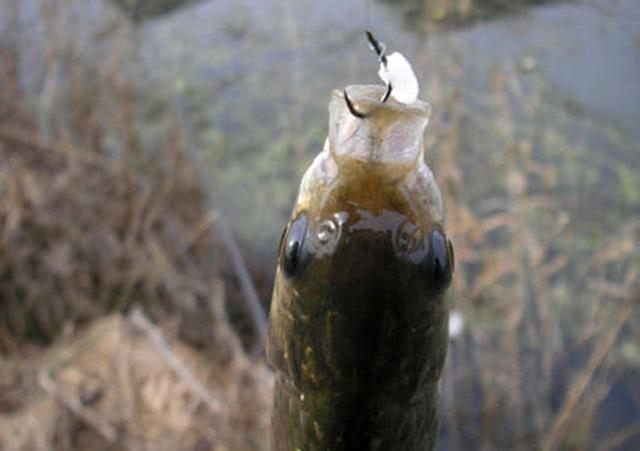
[
  {"xmin": 327, "ymin": 85, "xmax": 431, "ymax": 167},
  {"xmin": 333, "ymin": 85, "xmax": 430, "ymax": 118}
]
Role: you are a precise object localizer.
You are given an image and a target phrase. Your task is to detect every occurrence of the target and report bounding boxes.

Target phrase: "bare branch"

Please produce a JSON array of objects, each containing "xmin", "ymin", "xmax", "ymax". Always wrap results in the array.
[
  {"xmin": 129, "ymin": 308, "xmax": 225, "ymax": 415},
  {"xmin": 39, "ymin": 371, "xmax": 118, "ymax": 443},
  {"xmin": 216, "ymin": 217, "xmax": 268, "ymax": 356}
]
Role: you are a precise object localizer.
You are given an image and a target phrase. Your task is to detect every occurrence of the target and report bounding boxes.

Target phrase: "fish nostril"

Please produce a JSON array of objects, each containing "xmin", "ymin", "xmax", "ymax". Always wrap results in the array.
[{"xmin": 282, "ymin": 213, "xmax": 308, "ymax": 278}]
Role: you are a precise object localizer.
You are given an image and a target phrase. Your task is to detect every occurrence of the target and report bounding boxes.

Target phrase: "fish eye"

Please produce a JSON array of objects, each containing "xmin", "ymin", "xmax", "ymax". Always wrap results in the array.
[
  {"xmin": 426, "ymin": 230, "xmax": 453, "ymax": 290},
  {"xmin": 281, "ymin": 213, "xmax": 308, "ymax": 278}
]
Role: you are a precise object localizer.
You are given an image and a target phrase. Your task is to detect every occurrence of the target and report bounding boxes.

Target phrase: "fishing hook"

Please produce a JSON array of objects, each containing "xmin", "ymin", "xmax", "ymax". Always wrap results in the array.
[
  {"xmin": 381, "ymin": 82, "xmax": 393, "ymax": 102},
  {"xmin": 344, "ymin": 30, "xmax": 394, "ymax": 119},
  {"xmin": 366, "ymin": 29, "xmax": 393, "ymax": 103},
  {"xmin": 343, "ymin": 89, "xmax": 367, "ymax": 119}
]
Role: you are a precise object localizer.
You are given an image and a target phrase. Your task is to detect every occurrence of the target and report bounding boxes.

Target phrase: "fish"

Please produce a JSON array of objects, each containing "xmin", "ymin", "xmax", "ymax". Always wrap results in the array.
[{"xmin": 267, "ymin": 84, "xmax": 454, "ymax": 451}]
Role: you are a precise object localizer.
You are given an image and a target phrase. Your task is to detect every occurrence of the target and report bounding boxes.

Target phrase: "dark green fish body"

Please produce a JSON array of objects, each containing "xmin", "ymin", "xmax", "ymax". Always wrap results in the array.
[{"xmin": 268, "ymin": 85, "xmax": 453, "ymax": 451}]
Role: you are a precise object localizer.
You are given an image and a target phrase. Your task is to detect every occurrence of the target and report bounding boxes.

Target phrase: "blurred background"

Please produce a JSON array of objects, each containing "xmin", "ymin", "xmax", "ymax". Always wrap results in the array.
[{"xmin": 0, "ymin": 0, "xmax": 638, "ymax": 450}]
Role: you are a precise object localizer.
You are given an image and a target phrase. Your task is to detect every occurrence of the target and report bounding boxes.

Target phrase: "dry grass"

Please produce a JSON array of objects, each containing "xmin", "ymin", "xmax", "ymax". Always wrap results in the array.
[
  {"xmin": 0, "ymin": 3, "xmax": 272, "ymax": 448},
  {"xmin": 0, "ymin": 314, "xmax": 272, "ymax": 451},
  {"xmin": 0, "ymin": 121, "xmax": 211, "ymax": 348},
  {"xmin": 426, "ymin": 56, "xmax": 640, "ymax": 449},
  {"xmin": 0, "ymin": 115, "xmax": 273, "ymax": 447}
]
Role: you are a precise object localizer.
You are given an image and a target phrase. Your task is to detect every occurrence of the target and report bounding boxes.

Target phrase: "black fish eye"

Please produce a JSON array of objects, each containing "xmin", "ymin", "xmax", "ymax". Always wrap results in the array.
[
  {"xmin": 426, "ymin": 230, "xmax": 453, "ymax": 290},
  {"xmin": 281, "ymin": 213, "xmax": 308, "ymax": 278}
]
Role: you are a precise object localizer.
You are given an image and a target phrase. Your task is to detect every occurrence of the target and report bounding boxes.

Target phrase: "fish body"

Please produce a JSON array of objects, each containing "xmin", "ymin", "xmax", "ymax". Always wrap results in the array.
[{"xmin": 268, "ymin": 85, "xmax": 453, "ymax": 451}]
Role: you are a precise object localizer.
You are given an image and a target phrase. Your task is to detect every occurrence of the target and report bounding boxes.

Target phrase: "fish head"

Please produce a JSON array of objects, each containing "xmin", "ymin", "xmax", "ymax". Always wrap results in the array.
[{"xmin": 277, "ymin": 84, "xmax": 452, "ymax": 303}]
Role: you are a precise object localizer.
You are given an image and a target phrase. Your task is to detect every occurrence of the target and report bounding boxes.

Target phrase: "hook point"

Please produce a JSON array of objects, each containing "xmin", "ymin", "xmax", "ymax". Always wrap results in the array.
[{"xmin": 343, "ymin": 89, "xmax": 367, "ymax": 119}]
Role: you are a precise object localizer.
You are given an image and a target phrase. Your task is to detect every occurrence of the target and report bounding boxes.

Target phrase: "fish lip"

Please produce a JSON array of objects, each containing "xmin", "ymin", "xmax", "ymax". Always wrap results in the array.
[
  {"xmin": 332, "ymin": 84, "xmax": 431, "ymax": 118},
  {"xmin": 328, "ymin": 85, "xmax": 431, "ymax": 167}
]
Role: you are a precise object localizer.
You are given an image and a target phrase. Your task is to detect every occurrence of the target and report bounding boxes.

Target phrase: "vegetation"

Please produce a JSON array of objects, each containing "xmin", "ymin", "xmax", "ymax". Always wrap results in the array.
[
  {"xmin": 379, "ymin": 0, "xmax": 568, "ymax": 32},
  {"xmin": 0, "ymin": 0, "xmax": 638, "ymax": 450},
  {"xmin": 0, "ymin": 2, "xmax": 271, "ymax": 449}
]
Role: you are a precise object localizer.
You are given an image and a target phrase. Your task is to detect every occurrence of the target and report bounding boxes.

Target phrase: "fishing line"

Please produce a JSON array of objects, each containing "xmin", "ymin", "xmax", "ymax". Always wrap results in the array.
[{"xmin": 364, "ymin": 0, "xmax": 371, "ymax": 29}]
